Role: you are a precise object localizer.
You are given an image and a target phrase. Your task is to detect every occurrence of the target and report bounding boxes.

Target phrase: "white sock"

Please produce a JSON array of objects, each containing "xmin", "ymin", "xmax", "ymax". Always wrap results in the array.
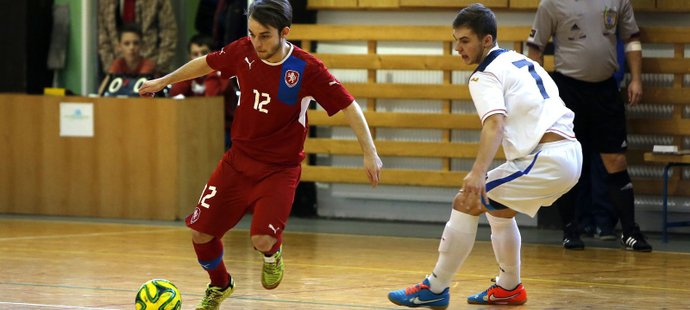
[
  {"xmin": 427, "ymin": 210, "xmax": 479, "ymax": 293},
  {"xmin": 486, "ymin": 213, "xmax": 521, "ymax": 290}
]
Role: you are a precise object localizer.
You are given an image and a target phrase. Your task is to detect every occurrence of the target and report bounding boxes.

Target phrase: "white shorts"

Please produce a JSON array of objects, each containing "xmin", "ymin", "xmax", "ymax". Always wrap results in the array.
[{"xmin": 485, "ymin": 139, "xmax": 582, "ymax": 217}]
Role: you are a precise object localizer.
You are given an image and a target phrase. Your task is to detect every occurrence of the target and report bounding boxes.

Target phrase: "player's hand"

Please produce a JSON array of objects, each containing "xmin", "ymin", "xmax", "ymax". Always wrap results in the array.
[
  {"xmin": 454, "ymin": 170, "xmax": 488, "ymax": 215},
  {"xmin": 363, "ymin": 153, "xmax": 383, "ymax": 188},
  {"xmin": 627, "ymin": 79, "xmax": 642, "ymax": 106},
  {"xmin": 138, "ymin": 78, "xmax": 168, "ymax": 97},
  {"xmin": 453, "ymin": 189, "xmax": 486, "ymax": 216}
]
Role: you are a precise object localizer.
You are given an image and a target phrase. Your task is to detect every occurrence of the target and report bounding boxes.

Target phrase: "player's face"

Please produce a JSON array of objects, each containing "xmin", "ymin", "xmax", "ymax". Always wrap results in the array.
[
  {"xmin": 189, "ymin": 43, "xmax": 210, "ymax": 60},
  {"xmin": 452, "ymin": 27, "xmax": 493, "ymax": 65},
  {"xmin": 248, "ymin": 17, "xmax": 290, "ymax": 62},
  {"xmin": 119, "ymin": 32, "xmax": 142, "ymax": 62}
]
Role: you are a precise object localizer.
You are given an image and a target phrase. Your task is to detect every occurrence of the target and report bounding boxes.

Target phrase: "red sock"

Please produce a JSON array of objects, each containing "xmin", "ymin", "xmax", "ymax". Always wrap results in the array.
[{"xmin": 193, "ymin": 238, "xmax": 230, "ymax": 288}]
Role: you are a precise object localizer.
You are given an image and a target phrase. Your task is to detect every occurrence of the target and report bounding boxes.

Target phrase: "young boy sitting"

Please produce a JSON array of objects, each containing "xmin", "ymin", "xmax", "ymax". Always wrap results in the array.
[
  {"xmin": 169, "ymin": 34, "xmax": 228, "ymax": 97},
  {"xmin": 99, "ymin": 23, "xmax": 156, "ymax": 96}
]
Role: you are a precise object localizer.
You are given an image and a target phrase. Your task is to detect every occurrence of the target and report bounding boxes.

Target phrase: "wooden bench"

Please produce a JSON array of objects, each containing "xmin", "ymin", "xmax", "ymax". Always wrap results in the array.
[{"xmin": 289, "ymin": 24, "xmax": 690, "ymax": 200}]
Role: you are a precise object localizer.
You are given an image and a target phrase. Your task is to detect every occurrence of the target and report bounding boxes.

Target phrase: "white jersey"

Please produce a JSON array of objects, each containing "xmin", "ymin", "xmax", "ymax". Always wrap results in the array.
[{"xmin": 469, "ymin": 47, "xmax": 576, "ymax": 160}]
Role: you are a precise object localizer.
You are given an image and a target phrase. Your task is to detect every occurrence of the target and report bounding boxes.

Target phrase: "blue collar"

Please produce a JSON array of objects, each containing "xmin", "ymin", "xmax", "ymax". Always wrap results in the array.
[{"xmin": 474, "ymin": 48, "xmax": 507, "ymax": 73}]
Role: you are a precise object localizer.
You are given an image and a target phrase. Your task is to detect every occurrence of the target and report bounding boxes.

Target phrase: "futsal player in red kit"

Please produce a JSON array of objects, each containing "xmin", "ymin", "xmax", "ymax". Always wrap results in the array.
[{"xmin": 139, "ymin": 1, "xmax": 383, "ymax": 309}]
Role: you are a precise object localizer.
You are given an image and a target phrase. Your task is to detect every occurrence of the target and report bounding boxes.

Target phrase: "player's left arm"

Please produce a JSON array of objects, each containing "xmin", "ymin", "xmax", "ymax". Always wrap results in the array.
[
  {"xmin": 341, "ymin": 102, "xmax": 382, "ymax": 187},
  {"xmin": 624, "ymin": 37, "xmax": 642, "ymax": 106},
  {"xmin": 139, "ymin": 56, "xmax": 214, "ymax": 97},
  {"xmin": 620, "ymin": 0, "xmax": 642, "ymax": 106}
]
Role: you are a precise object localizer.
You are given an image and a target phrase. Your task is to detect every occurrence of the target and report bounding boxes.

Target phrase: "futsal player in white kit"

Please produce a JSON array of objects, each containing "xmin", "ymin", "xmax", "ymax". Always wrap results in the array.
[{"xmin": 388, "ymin": 3, "xmax": 582, "ymax": 308}]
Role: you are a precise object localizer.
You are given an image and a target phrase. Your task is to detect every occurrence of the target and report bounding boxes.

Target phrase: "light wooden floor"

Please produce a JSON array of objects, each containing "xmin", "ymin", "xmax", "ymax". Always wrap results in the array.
[{"xmin": 1, "ymin": 217, "xmax": 690, "ymax": 309}]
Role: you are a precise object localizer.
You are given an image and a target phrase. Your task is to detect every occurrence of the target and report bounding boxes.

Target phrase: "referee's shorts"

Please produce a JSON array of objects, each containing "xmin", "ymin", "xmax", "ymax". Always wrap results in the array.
[{"xmin": 551, "ymin": 72, "xmax": 627, "ymax": 154}]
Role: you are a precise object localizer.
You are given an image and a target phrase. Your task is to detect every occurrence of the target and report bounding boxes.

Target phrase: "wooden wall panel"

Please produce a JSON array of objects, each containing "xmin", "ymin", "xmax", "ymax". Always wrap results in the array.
[
  {"xmin": 289, "ymin": 24, "xmax": 690, "ymax": 198},
  {"xmin": 0, "ymin": 95, "xmax": 223, "ymax": 220},
  {"xmin": 307, "ymin": 0, "xmax": 358, "ymax": 9},
  {"xmin": 309, "ymin": 0, "xmax": 690, "ymax": 11},
  {"xmin": 359, "ymin": 0, "xmax": 399, "ymax": 9},
  {"xmin": 509, "ymin": 0, "xmax": 539, "ymax": 10},
  {"xmin": 290, "ymin": 24, "xmax": 533, "ymax": 42},
  {"xmin": 631, "ymin": 0, "xmax": 657, "ymax": 10},
  {"xmin": 656, "ymin": 0, "xmax": 690, "ymax": 11},
  {"xmin": 176, "ymin": 98, "xmax": 225, "ymax": 220},
  {"xmin": 400, "ymin": 0, "xmax": 508, "ymax": 8}
]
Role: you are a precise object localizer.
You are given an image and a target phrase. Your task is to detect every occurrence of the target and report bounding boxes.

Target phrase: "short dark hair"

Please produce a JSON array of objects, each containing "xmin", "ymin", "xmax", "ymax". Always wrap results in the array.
[
  {"xmin": 452, "ymin": 3, "xmax": 497, "ymax": 43},
  {"xmin": 188, "ymin": 34, "xmax": 215, "ymax": 51},
  {"xmin": 118, "ymin": 23, "xmax": 143, "ymax": 42},
  {"xmin": 247, "ymin": 0, "xmax": 292, "ymax": 32}
]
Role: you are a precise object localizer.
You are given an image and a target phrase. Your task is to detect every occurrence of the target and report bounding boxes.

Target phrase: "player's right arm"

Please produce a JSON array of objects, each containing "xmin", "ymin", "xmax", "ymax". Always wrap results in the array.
[
  {"xmin": 527, "ymin": 45, "xmax": 543, "ymax": 66},
  {"xmin": 139, "ymin": 56, "xmax": 214, "ymax": 97}
]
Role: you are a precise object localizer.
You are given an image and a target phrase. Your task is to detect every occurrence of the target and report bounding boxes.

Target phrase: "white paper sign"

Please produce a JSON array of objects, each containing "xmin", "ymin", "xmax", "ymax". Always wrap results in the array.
[{"xmin": 60, "ymin": 102, "xmax": 94, "ymax": 137}]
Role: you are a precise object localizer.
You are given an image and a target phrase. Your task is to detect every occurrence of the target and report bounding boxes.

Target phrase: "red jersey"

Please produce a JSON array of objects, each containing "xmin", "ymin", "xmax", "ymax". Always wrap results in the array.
[{"xmin": 206, "ymin": 37, "xmax": 354, "ymax": 166}]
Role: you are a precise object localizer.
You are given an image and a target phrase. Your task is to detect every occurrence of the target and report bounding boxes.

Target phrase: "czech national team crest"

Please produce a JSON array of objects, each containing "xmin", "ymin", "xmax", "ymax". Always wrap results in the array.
[
  {"xmin": 285, "ymin": 69, "xmax": 300, "ymax": 88},
  {"xmin": 278, "ymin": 57, "xmax": 306, "ymax": 105}
]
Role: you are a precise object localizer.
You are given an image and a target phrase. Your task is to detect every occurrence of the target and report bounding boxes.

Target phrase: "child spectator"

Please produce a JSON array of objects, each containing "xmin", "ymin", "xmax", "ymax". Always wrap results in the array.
[
  {"xmin": 169, "ymin": 34, "xmax": 227, "ymax": 97},
  {"xmin": 98, "ymin": 24, "xmax": 155, "ymax": 96}
]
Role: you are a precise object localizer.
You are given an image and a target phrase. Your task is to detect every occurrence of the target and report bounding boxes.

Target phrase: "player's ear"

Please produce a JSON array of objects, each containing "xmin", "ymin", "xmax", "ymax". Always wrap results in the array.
[
  {"xmin": 280, "ymin": 26, "xmax": 290, "ymax": 38},
  {"xmin": 483, "ymin": 34, "xmax": 494, "ymax": 48}
]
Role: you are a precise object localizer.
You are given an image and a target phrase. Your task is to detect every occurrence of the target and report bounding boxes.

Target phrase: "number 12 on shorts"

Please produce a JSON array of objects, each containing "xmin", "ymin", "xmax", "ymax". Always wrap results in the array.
[{"xmin": 197, "ymin": 184, "xmax": 217, "ymax": 208}]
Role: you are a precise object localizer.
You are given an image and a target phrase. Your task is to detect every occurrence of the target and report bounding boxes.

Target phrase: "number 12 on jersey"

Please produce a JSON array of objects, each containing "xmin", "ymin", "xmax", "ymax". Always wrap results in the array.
[{"xmin": 253, "ymin": 89, "xmax": 270, "ymax": 113}]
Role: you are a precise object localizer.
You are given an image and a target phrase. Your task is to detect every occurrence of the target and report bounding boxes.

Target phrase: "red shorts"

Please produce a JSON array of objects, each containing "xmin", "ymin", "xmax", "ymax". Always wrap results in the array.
[{"xmin": 185, "ymin": 150, "xmax": 301, "ymax": 241}]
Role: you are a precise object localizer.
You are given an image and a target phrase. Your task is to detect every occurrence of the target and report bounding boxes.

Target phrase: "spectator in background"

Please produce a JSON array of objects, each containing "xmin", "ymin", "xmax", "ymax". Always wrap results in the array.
[
  {"xmin": 195, "ymin": 0, "xmax": 248, "ymax": 49},
  {"xmin": 169, "ymin": 34, "xmax": 227, "ymax": 98},
  {"xmin": 169, "ymin": 34, "xmax": 237, "ymax": 149},
  {"xmin": 98, "ymin": 23, "xmax": 155, "ymax": 95},
  {"xmin": 194, "ymin": 0, "xmax": 247, "ymax": 150},
  {"xmin": 98, "ymin": 0, "xmax": 178, "ymax": 75}
]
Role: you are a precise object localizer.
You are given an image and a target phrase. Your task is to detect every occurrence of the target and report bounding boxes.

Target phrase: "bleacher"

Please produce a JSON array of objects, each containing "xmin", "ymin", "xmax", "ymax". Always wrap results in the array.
[{"xmin": 289, "ymin": 24, "xmax": 690, "ymax": 199}]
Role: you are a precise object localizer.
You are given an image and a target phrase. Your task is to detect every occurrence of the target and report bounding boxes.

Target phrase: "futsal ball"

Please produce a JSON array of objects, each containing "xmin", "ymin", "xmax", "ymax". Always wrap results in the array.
[{"xmin": 135, "ymin": 279, "xmax": 182, "ymax": 310}]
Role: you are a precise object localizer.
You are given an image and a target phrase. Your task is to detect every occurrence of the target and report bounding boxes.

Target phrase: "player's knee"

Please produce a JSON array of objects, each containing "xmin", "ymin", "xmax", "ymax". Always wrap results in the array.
[
  {"xmin": 251, "ymin": 235, "xmax": 276, "ymax": 252},
  {"xmin": 451, "ymin": 192, "xmax": 482, "ymax": 215},
  {"xmin": 191, "ymin": 229, "xmax": 214, "ymax": 244},
  {"xmin": 451, "ymin": 192, "xmax": 464, "ymax": 211}
]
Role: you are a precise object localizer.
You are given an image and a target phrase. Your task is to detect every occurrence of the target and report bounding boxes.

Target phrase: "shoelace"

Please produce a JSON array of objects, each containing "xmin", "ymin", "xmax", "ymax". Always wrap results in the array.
[
  {"xmin": 200, "ymin": 287, "xmax": 224, "ymax": 307},
  {"xmin": 486, "ymin": 284, "xmax": 500, "ymax": 294},
  {"xmin": 404, "ymin": 282, "xmax": 430, "ymax": 295},
  {"xmin": 263, "ymin": 256, "xmax": 282, "ymax": 277}
]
